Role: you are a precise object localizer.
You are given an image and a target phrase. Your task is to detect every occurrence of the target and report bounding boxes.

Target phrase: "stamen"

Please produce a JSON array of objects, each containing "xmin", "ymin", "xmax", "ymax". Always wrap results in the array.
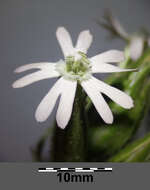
[{"xmin": 55, "ymin": 52, "xmax": 92, "ymax": 81}]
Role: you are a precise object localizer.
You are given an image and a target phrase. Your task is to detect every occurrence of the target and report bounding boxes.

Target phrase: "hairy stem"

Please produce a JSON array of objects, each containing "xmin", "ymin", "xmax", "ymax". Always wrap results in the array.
[{"xmin": 51, "ymin": 84, "xmax": 86, "ymax": 162}]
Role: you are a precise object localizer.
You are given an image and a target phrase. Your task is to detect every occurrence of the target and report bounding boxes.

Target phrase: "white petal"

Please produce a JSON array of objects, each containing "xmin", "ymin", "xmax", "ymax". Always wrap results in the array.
[
  {"xmin": 91, "ymin": 62, "xmax": 137, "ymax": 73},
  {"xmin": 35, "ymin": 77, "xmax": 63, "ymax": 122},
  {"xmin": 148, "ymin": 38, "xmax": 150, "ymax": 47},
  {"xmin": 12, "ymin": 70, "xmax": 60, "ymax": 88},
  {"xmin": 81, "ymin": 79, "xmax": 113, "ymax": 124},
  {"xmin": 56, "ymin": 27, "xmax": 75, "ymax": 57},
  {"xmin": 111, "ymin": 17, "xmax": 129, "ymax": 39},
  {"xmin": 90, "ymin": 77, "xmax": 134, "ymax": 109},
  {"xmin": 14, "ymin": 62, "xmax": 56, "ymax": 73},
  {"xmin": 129, "ymin": 36, "xmax": 144, "ymax": 61},
  {"xmin": 56, "ymin": 79, "xmax": 77, "ymax": 129},
  {"xmin": 90, "ymin": 50, "xmax": 125, "ymax": 64},
  {"xmin": 75, "ymin": 30, "xmax": 93, "ymax": 54}
]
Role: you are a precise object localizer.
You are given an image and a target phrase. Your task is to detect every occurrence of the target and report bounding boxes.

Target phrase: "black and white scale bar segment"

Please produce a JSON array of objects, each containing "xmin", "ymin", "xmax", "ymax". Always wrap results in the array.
[{"xmin": 38, "ymin": 168, "xmax": 112, "ymax": 173}]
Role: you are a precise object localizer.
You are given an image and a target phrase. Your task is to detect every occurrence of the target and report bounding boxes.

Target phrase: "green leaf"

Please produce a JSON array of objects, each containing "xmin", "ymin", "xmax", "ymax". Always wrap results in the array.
[
  {"xmin": 31, "ymin": 127, "xmax": 53, "ymax": 161},
  {"xmin": 109, "ymin": 133, "xmax": 150, "ymax": 162}
]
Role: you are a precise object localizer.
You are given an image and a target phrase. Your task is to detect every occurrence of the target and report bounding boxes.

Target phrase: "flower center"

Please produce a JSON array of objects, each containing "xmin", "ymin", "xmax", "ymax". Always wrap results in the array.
[{"xmin": 55, "ymin": 52, "xmax": 92, "ymax": 82}]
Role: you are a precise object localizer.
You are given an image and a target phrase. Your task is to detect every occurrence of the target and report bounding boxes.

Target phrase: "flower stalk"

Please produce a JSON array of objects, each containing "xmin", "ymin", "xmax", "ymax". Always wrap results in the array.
[{"xmin": 51, "ymin": 84, "xmax": 86, "ymax": 161}]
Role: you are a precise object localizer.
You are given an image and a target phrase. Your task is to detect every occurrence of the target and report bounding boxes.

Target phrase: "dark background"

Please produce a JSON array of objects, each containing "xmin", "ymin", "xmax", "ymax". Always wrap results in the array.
[{"xmin": 0, "ymin": 0, "xmax": 150, "ymax": 161}]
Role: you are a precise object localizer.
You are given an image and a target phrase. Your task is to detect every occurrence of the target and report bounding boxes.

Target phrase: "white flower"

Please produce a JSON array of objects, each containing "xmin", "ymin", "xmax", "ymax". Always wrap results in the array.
[
  {"xmin": 148, "ymin": 38, "xmax": 150, "ymax": 47},
  {"xmin": 128, "ymin": 34, "xmax": 145, "ymax": 61},
  {"xmin": 115, "ymin": 22, "xmax": 145, "ymax": 61},
  {"xmin": 12, "ymin": 27, "xmax": 136, "ymax": 129},
  {"xmin": 105, "ymin": 14, "xmax": 145, "ymax": 61}
]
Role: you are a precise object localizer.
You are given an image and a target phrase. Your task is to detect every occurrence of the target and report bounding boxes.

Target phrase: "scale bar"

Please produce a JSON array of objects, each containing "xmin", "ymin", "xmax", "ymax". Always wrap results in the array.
[{"xmin": 38, "ymin": 167, "xmax": 112, "ymax": 173}]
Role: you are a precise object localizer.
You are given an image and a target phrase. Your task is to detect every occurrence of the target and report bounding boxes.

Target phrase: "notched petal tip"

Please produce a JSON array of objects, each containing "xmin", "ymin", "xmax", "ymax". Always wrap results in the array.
[
  {"xmin": 57, "ymin": 121, "xmax": 67, "ymax": 129},
  {"xmin": 148, "ymin": 38, "xmax": 150, "ymax": 47},
  {"xmin": 56, "ymin": 116, "xmax": 68, "ymax": 129},
  {"xmin": 84, "ymin": 30, "xmax": 93, "ymax": 41},
  {"xmin": 56, "ymin": 26, "xmax": 67, "ymax": 35},
  {"xmin": 106, "ymin": 119, "xmax": 113, "ymax": 124},
  {"xmin": 12, "ymin": 79, "xmax": 28, "ymax": 88},
  {"xmin": 103, "ymin": 114, "xmax": 114, "ymax": 124},
  {"xmin": 83, "ymin": 30, "xmax": 92, "ymax": 37},
  {"xmin": 132, "ymin": 68, "xmax": 138, "ymax": 72},
  {"xmin": 57, "ymin": 26, "xmax": 65, "ymax": 30},
  {"xmin": 75, "ymin": 29, "xmax": 93, "ymax": 54},
  {"xmin": 12, "ymin": 81, "xmax": 20, "ymax": 88},
  {"xmin": 107, "ymin": 113, "xmax": 114, "ymax": 124},
  {"xmin": 35, "ymin": 112, "xmax": 46, "ymax": 123},
  {"xmin": 125, "ymin": 98, "xmax": 134, "ymax": 109},
  {"xmin": 14, "ymin": 66, "xmax": 33, "ymax": 73},
  {"xmin": 87, "ymin": 30, "xmax": 93, "ymax": 40},
  {"xmin": 14, "ymin": 65, "xmax": 30, "ymax": 73},
  {"xmin": 14, "ymin": 68, "xmax": 20, "ymax": 73},
  {"xmin": 56, "ymin": 26, "xmax": 74, "ymax": 57},
  {"xmin": 123, "ymin": 68, "xmax": 138, "ymax": 73}
]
